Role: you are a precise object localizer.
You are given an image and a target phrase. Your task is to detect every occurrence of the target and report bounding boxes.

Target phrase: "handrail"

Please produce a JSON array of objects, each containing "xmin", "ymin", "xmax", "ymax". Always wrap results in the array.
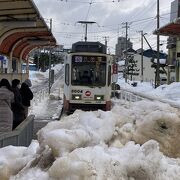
[
  {"xmin": 0, "ymin": 115, "xmax": 35, "ymax": 148},
  {"xmin": 117, "ymin": 88, "xmax": 180, "ymax": 109}
]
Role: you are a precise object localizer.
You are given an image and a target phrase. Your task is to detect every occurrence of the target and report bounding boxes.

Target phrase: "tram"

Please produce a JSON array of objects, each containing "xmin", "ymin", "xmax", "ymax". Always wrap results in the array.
[{"xmin": 63, "ymin": 41, "xmax": 113, "ymax": 113}]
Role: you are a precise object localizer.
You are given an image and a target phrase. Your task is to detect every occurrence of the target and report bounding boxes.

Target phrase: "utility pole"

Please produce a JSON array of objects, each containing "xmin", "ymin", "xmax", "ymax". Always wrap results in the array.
[
  {"xmin": 38, "ymin": 48, "xmax": 40, "ymax": 71},
  {"xmin": 102, "ymin": 36, "xmax": 109, "ymax": 53},
  {"xmin": 143, "ymin": 34, "xmax": 157, "ymax": 58},
  {"xmin": 156, "ymin": 0, "xmax": 160, "ymax": 87},
  {"xmin": 143, "ymin": 33, "xmax": 162, "ymax": 87},
  {"xmin": 140, "ymin": 31, "xmax": 144, "ymax": 82},
  {"xmin": 48, "ymin": 18, "xmax": 52, "ymax": 94},
  {"xmin": 122, "ymin": 22, "xmax": 130, "ymax": 83}
]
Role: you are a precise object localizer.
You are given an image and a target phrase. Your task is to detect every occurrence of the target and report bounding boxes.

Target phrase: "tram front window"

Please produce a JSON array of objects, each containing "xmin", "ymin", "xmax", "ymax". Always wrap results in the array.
[{"xmin": 71, "ymin": 55, "xmax": 106, "ymax": 86}]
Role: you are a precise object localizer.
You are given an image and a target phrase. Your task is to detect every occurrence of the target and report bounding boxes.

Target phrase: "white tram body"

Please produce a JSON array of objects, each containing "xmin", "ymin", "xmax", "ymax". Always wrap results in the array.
[{"xmin": 63, "ymin": 41, "xmax": 113, "ymax": 113}]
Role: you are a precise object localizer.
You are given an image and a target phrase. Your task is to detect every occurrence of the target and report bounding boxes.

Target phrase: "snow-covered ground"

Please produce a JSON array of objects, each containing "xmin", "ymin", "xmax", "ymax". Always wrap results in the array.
[
  {"xmin": 117, "ymin": 75, "xmax": 180, "ymax": 106},
  {"xmin": 29, "ymin": 64, "xmax": 64, "ymax": 120},
  {"xmin": 1, "ymin": 66, "xmax": 180, "ymax": 180}
]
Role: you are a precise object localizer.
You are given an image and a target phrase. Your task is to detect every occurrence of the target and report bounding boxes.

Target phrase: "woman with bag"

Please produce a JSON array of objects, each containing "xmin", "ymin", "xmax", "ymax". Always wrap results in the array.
[
  {"xmin": 20, "ymin": 79, "xmax": 33, "ymax": 118},
  {"xmin": 0, "ymin": 78, "xmax": 14, "ymax": 133}
]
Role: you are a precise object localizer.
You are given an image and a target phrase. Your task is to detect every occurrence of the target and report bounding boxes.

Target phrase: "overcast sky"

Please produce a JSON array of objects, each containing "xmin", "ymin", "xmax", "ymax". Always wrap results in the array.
[{"xmin": 34, "ymin": 0, "xmax": 174, "ymax": 54}]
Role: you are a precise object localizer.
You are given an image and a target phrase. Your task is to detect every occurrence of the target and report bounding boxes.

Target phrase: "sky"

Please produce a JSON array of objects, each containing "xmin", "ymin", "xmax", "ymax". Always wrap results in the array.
[
  {"xmin": 34, "ymin": 0, "xmax": 174, "ymax": 54},
  {"xmin": 1, "ymin": 64, "xmax": 180, "ymax": 179}
]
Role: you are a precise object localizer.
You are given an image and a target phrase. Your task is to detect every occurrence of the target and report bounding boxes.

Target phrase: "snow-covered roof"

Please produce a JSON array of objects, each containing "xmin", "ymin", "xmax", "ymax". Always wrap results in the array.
[
  {"xmin": 153, "ymin": 58, "xmax": 167, "ymax": 64},
  {"xmin": 118, "ymin": 60, "xmax": 125, "ymax": 66}
]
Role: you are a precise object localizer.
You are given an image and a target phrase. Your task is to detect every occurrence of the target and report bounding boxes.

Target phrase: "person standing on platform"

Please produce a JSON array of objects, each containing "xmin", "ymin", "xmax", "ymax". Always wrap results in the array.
[
  {"xmin": 20, "ymin": 79, "xmax": 33, "ymax": 118},
  {"xmin": 0, "ymin": 78, "xmax": 14, "ymax": 133},
  {"xmin": 11, "ymin": 79, "xmax": 25, "ymax": 129}
]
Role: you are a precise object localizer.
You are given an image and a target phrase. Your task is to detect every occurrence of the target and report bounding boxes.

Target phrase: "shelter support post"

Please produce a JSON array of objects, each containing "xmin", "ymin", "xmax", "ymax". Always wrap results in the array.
[
  {"xmin": 8, "ymin": 52, "xmax": 13, "ymax": 73},
  {"xmin": 176, "ymin": 40, "xmax": 180, "ymax": 82},
  {"xmin": 17, "ymin": 59, "xmax": 22, "ymax": 73},
  {"xmin": 26, "ymin": 58, "xmax": 29, "ymax": 77},
  {"xmin": 0, "ymin": 60, "xmax": 3, "ymax": 73}
]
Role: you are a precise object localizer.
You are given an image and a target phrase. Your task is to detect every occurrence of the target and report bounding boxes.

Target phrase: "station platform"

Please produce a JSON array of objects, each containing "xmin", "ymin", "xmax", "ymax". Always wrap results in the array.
[{"xmin": 29, "ymin": 88, "xmax": 63, "ymax": 139}]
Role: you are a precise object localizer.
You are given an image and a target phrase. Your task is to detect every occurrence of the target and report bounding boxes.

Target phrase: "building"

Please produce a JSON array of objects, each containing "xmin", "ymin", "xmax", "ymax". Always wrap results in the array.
[
  {"xmin": 170, "ymin": 0, "xmax": 180, "ymax": 22},
  {"xmin": 119, "ymin": 49, "xmax": 167, "ymax": 84},
  {"xmin": 115, "ymin": 37, "xmax": 133, "ymax": 58},
  {"xmin": 166, "ymin": 0, "xmax": 180, "ymax": 82},
  {"xmin": 132, "ymin": 50, "xmax": 167, "ymax": 83}
]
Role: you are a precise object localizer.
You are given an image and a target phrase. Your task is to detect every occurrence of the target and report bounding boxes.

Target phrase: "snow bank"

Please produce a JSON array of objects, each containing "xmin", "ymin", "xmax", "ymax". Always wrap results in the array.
[
  {"xmin": 48, "ymin": 141, "xmax": 180, "ymax": 180},
  {"xmin": 111, "ymin": 100, "xmax": 180, "ymax": 158},
  {"xmin": 2, "ymin": 100, "xmax": 180, "ymax": 179},
  {"xmin": 37, "ymin": 110, "xmax": 116, "ymax": 157},
  {"xmin": 0, "ymin": 140, "xmax": 39, "ymax": 180}
]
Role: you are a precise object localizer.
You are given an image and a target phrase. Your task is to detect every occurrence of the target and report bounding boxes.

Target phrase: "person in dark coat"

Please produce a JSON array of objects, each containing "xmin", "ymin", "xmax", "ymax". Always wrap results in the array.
[
  {"xmin": 81, "ymin": 71, "xmax": 91, "ymax": 83},
  {"xmin": 0, "ymin": 78, "xmax": 14, "ymax": 133},
  {"xmin": 20, "ymin": 79, "xmax": 33, "ymax": 118},
  {"xmin": 11, "ymin": 79, "xmax": 25, "ymax": 129}
]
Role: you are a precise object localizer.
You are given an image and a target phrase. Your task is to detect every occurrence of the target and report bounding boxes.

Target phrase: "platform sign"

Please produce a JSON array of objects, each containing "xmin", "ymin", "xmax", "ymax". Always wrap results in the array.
[
  {"xmin": 112, "ymin": 63, "xmax": 118, "ymax": 83},
  {"xmin": 112, "ymin": 63, "xmax": 118, "ymax": 74},
  {"xmin": 1, "ymin": 57, "xmax": 8, "ymax": 68}
]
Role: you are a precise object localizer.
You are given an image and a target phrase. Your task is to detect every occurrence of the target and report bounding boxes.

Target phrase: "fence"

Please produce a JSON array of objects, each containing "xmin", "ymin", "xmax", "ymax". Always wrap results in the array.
[
  {"xmin": 114, "ymin": 89, "xmax": 180, "ymax": 109},
  {"xmin": 113, "ymin": 90, "xmax": 144, "ymax": 104},
  {"xmin": 0, "ymin": 115, "xmax": 35, "ymax": 148}
]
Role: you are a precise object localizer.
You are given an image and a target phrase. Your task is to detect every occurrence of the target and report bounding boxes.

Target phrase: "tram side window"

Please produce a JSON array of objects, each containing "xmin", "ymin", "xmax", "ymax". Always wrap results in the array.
[
  {"xmin": 108, "ymin": 65, "xmax": 111, "ymax": 86},
  {"xmin": 65, "ymin": 64, "xmax": 69, "ymax": 85}
]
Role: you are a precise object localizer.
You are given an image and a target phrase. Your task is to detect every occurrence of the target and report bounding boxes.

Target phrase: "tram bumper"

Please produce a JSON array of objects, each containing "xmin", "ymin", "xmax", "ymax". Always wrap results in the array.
[{"xmin": 69, "ymin": 100, "xmax": 111, "ymax": 111}]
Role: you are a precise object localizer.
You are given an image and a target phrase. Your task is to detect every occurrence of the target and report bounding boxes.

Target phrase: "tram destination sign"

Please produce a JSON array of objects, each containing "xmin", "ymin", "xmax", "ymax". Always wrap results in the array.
[{"xmin": 72, "ymin": 55, "xmax": 106, "ymax": 63}]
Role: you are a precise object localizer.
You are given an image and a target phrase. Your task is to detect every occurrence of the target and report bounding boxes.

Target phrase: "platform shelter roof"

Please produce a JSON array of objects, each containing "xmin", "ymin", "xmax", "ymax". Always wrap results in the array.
[
  {"xmin": 153, "ymin": 18, "xmax": 180, "ymax": 37},
  {"xmin": 0, "ymin": 0, "xmax": 56, "ymax": 61}
]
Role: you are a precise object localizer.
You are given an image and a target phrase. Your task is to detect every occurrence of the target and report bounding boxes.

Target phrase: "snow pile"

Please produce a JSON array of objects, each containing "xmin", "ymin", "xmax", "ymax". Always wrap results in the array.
[
  {"xmin": 0, "ymin": 140, "xmax": 39, "ymax": 180},
  {"xmin": 149, "ymin": 82, "xmax": 180, "ymax": 101},
  {"xmin": 29, "ymin": 70, "xmax": 49, "ymax": 86},
  {"xmin": 41, "ymin": 64, "xmax": 64, "ymax": 79},
  {"xmin": 112, "ymin": 100, "xmax": 180, "ymax": 158},
  {"xmin": 4, "ymin": 100, "xmax": 180, "ymax": 179},
  {"xmin": 118, "ymin": 76, "xmax": 180, "ymax": 105},
  {"xmin": 37, "ymin": 110, "xmax": 116, "ymax": 157},
  {"xmin": 48, "ymin": 141, "xmax": 180, "ymax": 180},
  {"xmin": 10, "ymin": 141, "xmax": 180, "ymax": 180},
  {"xmin": 29, "ymin": 64, "xmax": 63, "ymax": 87},
  {"xmin": 49, "ymin": 75, "xmax": 64, "ymax": 100}
]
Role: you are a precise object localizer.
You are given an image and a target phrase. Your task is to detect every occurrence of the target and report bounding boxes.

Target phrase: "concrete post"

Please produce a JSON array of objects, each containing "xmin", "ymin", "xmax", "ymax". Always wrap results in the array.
[
  {"xmin": 17, "ymin": 59, "xmax": 22, "ymax": 73},
  {"xmin": 176, "ymin": 39, "xmax": 180, "ymax": 82},
  {"xmin": 8, "ymin": 52, "xmax": 13, "ymax": 73}
]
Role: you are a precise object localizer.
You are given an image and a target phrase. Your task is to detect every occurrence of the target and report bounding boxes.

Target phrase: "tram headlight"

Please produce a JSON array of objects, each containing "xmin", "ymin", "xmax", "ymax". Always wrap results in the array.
[
  {"xmin": 94, "ymin": 95, "xmax": 104, "ymax": 101},
  {"xmin": 72, "ymin": 94, "xmax": 82, "ymax": 100}
]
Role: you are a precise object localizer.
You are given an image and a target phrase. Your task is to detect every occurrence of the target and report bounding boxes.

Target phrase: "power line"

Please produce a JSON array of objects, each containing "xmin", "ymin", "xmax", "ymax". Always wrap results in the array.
[
  {"xmin": 130, "ymin": 1, "xmax": 157, "ymax": 23},
  {"xmin": 46, "ymin": 9, "xmax": 178, "ymax": 32},
  {"xmin": 85, "ymin": 0, "xmax": 93, "ymax": 20}
]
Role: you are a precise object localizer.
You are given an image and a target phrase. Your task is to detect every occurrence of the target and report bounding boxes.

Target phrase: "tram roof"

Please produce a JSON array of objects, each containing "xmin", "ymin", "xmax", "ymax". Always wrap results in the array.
[
  {"xmin": 153, "ymin": 18, "xmax": 180, "ymax": 36},
  {"xmin": 72, "ymin": 41, "xmax": 106, "ymax": 54},
  {"xmin": 0, "ymin": 0, "xmax": 56, "ymax": 61}
]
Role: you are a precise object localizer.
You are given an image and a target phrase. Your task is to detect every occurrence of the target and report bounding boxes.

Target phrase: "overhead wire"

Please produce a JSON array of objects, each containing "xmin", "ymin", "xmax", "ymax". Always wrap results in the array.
[
  {"xmin": 84, "ymin": 0, "xmax": 93, "ymax": 20},
  {"xmin": 130, "ymin": 0, "xmax": 157, "ymax": 23},
  {"xmin": 52, "ymin": 1, "xmax": 175, "ymax": 50},
  {"xmin": 47, "ymin": 4, "xmax": 176, "ymax": 30}
]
